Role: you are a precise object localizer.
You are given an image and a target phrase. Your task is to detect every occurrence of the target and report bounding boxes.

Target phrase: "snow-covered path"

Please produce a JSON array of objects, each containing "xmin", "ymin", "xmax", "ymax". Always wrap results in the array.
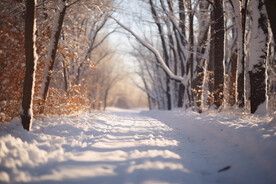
[{"xmin": 0, "ymin": 108, "xmax": 275, "ymax": 184}]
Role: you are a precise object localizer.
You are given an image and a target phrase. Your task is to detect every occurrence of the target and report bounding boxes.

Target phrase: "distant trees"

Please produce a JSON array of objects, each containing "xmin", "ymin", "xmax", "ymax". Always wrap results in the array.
[
  {"xmin": 40, "ymin": 0, "xmax": 113, "ymax": 111},
  {"xmin": 36, "ymin": 0, "xmax": 116, "ymax": 115},
  {"xmin": 86, "ymin": 50, "xmax": 124, "ymax": 110},
  {"xmin": 113, "ymin": 0, "xmax": 275, "ymax": 114}
]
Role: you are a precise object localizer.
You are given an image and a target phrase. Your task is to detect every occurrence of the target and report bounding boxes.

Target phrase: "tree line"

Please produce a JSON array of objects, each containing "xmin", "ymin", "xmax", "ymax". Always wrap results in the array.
[
  {"xmin": 0, "ymin": 0, "xmax": 275, "ymax": 131},
  {"xmin": 114, "ymin": 0, "xmax": 276, "ymax": 114},
  {"xmin": 0, "ymin": 0, "xmax": 123, "ymax": 130}
]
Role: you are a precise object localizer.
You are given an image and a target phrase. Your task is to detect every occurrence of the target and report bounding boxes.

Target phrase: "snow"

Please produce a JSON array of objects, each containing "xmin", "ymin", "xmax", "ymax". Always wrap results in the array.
[
  {"xmin": 255, "ymin": 100, "xmax": 268, "ymax": 115},
  {"xmin": 0, "ymin": 108, "xmax": 275, "ymax": 184}
]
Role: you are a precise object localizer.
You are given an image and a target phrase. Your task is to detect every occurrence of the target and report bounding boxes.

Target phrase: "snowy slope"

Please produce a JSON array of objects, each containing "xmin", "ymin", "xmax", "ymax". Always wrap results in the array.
[{"xmin": 0, "ymin": 108, "xmax": 275, "ymax": 184}]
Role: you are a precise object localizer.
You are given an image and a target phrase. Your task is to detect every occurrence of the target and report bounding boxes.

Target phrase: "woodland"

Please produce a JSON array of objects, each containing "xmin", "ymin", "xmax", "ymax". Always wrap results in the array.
[{"xmin": 0, "ymin": 0, "xmax": 275, "ymax": 130}]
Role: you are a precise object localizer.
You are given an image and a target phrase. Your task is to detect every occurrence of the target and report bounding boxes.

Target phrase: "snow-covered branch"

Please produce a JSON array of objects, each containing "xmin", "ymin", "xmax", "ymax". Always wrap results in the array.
[{"xmin": 110, "ymin": 16, "xmax": 184, "ymax": 84}]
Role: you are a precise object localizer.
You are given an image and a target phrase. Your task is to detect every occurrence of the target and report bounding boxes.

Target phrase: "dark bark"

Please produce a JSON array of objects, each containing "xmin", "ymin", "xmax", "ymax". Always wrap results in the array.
[
  {"xmin": 150, "ymin": 0, "xmax": 172, "ymax": 110},
  {"xmin": 178, "ymin": 84, "xmax": 185, "ymax": 107},
  {"xmin": 42, "ymin": 0, "xmax": 67, "ymax": 102},
  {"xmin": 237, "ymin": 0, "xmax": 248, "ymax": 108},
  {"xmin": 166, "ymin": 79, "xmax": 172, "ymax": 109},
  {"xmin": 249, "ymin": 64, "xmax": 267, "ymax": 113},
  {"xmin": 264, "ymin": 0, "xmax": 276, "ymax": 43},
  {"xmin": 177, "ymin": 0, "xmax": 186, "ymax": 108},
  {"xmin": 229, "ymin": 51, "xmax": 237, "ymax": 106},
  {"xmin": 212, "ymin": 0, "xmax": 225, "ymax": 108},
  {"xmin": 76, "ymin": 62, "xmax": 84, "ymax": 85},
  {"xmin": 178, "ymin": 0, "xmax": 185, "ymax": 35},
  {"xmin": 187, "ymin": 0, "xmax": 194, "ymax": 108},
  {"xmin": 60, "ymin": 33, "xmax": 69, "ymax": 92},
  {"xmin": 21, "ymin": 0, "xmax": 37, "ymax": 131},
  {"xmin": 166, "ymin": 0, "xmax": 178, "ymax": 75},
  {"xmin": 164, "ymin": 0, "xmax": 179, "ymax": 108},
  {"xmin": 62, "ymin": 58, "xmax": 69, "ymax": 92},
  {"xmin": 103, "ymin": 88, "xmax": 110, "ymax": 110},
  {"xmin": 207, "ymin": 10, "xmax": 215, "ymax": 106}
]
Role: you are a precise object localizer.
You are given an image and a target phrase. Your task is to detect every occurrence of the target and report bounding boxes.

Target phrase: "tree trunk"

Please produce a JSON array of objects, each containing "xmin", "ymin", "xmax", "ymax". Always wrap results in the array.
[
  {"xmin": 212, "ymin": 0, "xmax": 225, "ymax": 108},
  {"xmin": 178, "ymin": 84, "xmax": 185, "ymax": 107},
  {"xmin": 149, "ymin": 0, "xmax": 172, "ymax": 110},
  {"xmin": 207, "ymin": 10, "xmax": 215, "ymax": 106},
  {"xmin": 249, "ymin": 0, "xmax": 269, "ymax": 114},
  {"xmin": 229, "ymin": 51, "xmax": 237, "ymax": 106},
  {"xmin": 164, "ymin": 0, "xmax": 178, "ymax": 109},
  {"xmin": 142, "ymin": 76, "xmax": 153, "ymax": 110},
  {"xmin": 187, "ymin": 0, "xmax": 194, "ymax": 108},
  {"xmin": 103, "ymin": 88, "xmax": 110, "ymax": 111},
  {"xmin": 264, "ymin": 0, "xmax": 276, "ymax": 43},
  {"xmin": 195, "ymin": 0, "xmax": 209, "ymax": 112},
  {"xmin": 177, "ymin": 0, "xmax": 186, "ymax": 108},
  {"xmin": 237, "ymin": 0, "xmax": 248, "ymax": 108},
  {"xmin": 40, "ymin": 0, "xmax": 67, "ymax": 103},
  {"xmin": 20, "ymin": 0, "xmax": 37, "ymax": 131},
  {"xmin": 62, "ymin": 58, "xmax": 69, "ymax": 92}
]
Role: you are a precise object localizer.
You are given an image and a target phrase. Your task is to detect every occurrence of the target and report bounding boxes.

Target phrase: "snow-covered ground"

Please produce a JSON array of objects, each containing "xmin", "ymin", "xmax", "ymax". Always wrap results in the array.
[{"xmin": 0, "ymin": 108, "xmax": 275, "ymax": 184}]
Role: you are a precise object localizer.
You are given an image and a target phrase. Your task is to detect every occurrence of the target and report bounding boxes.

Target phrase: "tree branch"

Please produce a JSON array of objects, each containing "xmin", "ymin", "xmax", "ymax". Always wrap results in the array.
[{"xmin": 110, "ymin": 16, "xmax": 185, "ymax": 84}]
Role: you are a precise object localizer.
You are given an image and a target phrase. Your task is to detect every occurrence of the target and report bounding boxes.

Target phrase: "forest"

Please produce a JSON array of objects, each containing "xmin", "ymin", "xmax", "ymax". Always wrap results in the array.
[
  {"xmin": 0, "ymin": 0, "xmax": 275, "ymax": 127},
  {"xmin": 0, "ymin": 0, "xmax": 276, "ymax": 183}
]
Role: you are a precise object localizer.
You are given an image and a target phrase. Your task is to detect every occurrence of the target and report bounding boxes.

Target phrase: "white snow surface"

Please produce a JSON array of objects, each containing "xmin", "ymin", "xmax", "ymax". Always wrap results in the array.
[{"xmin": 0, "ymin": 108, "xmax": 275, "ymax": 184}]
